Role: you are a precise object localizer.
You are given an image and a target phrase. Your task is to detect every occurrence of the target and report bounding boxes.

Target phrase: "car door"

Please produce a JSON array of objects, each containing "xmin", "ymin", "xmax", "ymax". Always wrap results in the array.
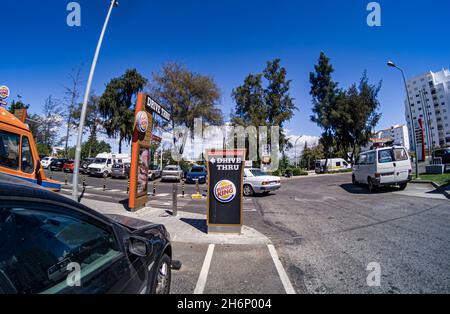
[
  {"xmin": 0, "ymin": 201, "xmax": 147, "ymax": 294},
  {"xmin": 377, "ymin": 148, "xmax": 395, "ymax": 184},
  {"xmin": 392, "ymin": 147, "xmax": 411, "ymax": 183},
  {"xmin": 355, "ymin": 154, "xmax": 367, "ymax": 182}
]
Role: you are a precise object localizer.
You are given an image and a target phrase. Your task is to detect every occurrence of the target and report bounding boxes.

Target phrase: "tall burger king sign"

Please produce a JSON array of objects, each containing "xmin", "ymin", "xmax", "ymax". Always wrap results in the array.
[{"xmin": 206, "ymin": 149, "xmax": 245, "ymax": 234}]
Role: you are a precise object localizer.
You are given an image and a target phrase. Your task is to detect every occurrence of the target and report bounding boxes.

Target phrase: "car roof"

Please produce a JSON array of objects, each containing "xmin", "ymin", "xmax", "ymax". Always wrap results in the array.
[{"xmin": 0, "ymin": 172, "xmax": 105, "ymax": 218}]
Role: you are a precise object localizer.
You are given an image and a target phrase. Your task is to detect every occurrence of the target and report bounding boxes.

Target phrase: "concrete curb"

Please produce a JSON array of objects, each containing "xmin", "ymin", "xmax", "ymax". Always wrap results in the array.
[{"xmin": 411, "ymin": 180, "xmax": 450, "ymax": 200}]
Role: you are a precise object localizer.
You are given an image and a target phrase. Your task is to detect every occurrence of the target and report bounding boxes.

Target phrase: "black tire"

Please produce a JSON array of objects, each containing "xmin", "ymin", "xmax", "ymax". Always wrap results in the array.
[
  {"xmin": 150, "ymin": 254, "xmax": 171, "ymax": 294},
  {"xmin": 150, "ymin": 174, "xmax": 155, "ymax": 181},
  {"xmin": 399, "ymin": 183, "xmax": 407, "ymax": 190},
  {"xmin": 243, "ymin": 184, "xmax": 254, "ymax": 197},
  {"xmin": 367, "ymin": 177, "xmax": 376, "ymax": 193}
]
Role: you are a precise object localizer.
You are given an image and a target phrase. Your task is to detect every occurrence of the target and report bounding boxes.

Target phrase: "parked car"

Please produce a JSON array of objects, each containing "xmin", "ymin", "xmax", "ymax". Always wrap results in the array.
[
  {"xmin": 0, "ymin": 173, "xmax": 173, "ymax": 294},
  {"xmin": 49, "ymin": 159, "xmax": 68, "ymax": 172},
  {"xmin": 63, "ymin": 160, "xmax": 75, "ymax": 173},
  {"xmin": 161, "ymin": 165, "xmax": 183, "ymax": 182},
  {"xmin": 243, "ymin": 168, "xmax": 281, "ymax": 196},
  {"xmin": 185, "ymin": 166, "xmax": 207, "ymax": 184},
  {"xmin": 40, "ymin": 156, "xmax": 55, "ymax": 169},
  {"xmin": 111, "ymin": 162, "xmax": 131, "ymax": 179},
  {"xmin": 433, "ymin": 148, "xmax": 450, "ymax": 165},
  {"xmin": 315, "ymin": 158, "xmax": 351, "ymax": 174},
  {"xmin": 80, "ymin": 157, "xmax": 95, "ymax": 174},
  {"xmin": 148, "ymin": 165, "xmax": 162, "ymax": 181},
  {"xmin": 88, "ymin": 153, "xmax": 130, "ymax": 178},
  {"xmin": 352, "ymin": 146, "xmax": 412, "ymax": 192}
]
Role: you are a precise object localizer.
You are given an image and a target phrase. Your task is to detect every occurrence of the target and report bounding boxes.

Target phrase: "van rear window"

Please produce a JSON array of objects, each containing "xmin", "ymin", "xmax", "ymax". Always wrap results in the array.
[
  {"xmin": 393, "ymin": 148, "xmax": 408, "ymax": 161},
  {"xmin": 378, "ymin": 150, "xmax": 393, "ymax": 163},
  {"xmin": 0, "ymin": 131, "xmax": 20, "ymax": 170}
]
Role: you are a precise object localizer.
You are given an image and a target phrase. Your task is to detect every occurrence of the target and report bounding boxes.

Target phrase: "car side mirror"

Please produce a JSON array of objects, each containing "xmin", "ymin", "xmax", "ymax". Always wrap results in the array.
[{"xmin": 128, "ymin": 236, "xmax": 151, "ymax": 257}]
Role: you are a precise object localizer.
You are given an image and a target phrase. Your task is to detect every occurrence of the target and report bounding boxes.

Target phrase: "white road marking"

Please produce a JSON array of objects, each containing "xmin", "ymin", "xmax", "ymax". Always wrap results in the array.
[
  {"xmin": 194, "ymin": 244, "xmax": 215, "ymax": 294},
  {"xmin": 267, "ymin": 244, "xmax": 296, "ymax": 294}
]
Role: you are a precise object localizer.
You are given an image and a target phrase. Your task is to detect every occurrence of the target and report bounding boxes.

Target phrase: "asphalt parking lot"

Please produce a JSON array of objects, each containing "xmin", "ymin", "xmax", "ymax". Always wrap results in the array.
[{"xmin": 55, "ymin": 170, "xmax": 450, "ymax": 294}]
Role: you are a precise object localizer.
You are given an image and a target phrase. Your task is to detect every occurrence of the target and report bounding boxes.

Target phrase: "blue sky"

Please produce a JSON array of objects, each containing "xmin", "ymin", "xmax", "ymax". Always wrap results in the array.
[{"xmin": 2, "ymin": 0, "xmax": 450, "ymax": 151}]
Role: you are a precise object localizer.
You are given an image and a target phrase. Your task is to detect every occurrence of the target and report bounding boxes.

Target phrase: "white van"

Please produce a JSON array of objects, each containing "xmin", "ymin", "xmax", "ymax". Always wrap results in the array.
[
  {"xmin": 315, "ymin": 158, "xmax": 351, "ymax": 174},
  {"xmin": 352, "ymin": 146, "xmax": 412, "ymax": 192},
  {"xmin": 88, "ymin": 153, "xmax": 130, "ymax": 178}
]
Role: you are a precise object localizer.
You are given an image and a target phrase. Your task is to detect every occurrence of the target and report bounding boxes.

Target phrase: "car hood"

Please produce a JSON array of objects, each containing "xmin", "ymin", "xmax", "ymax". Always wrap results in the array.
[{"xmin": 105, "ymin": 214, "xmax": 157, "ymax": 230}]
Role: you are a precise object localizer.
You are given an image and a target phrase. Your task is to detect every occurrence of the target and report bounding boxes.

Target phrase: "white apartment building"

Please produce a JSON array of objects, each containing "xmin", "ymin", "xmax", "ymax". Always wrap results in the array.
[
  {"xmin": 405, "ymin": 68, "xmax": 450, "ymax": 151},
  {"xmin": 375, "ymin": 124, "xmax": 410, "ymax": 151}
]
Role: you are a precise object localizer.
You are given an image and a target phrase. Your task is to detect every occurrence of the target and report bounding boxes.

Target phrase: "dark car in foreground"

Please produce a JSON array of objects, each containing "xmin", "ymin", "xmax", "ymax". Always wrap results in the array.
[
  {"xmin": 0, "ymin": 173, "xmax": 173, "ymax": 294},
  {"xmin": 50, "ymin": 159, "xmax": 68, "ymax": 171},
  {"xmin": 185, "ymin": 166, "xmax": 207, "ymax": 184}
]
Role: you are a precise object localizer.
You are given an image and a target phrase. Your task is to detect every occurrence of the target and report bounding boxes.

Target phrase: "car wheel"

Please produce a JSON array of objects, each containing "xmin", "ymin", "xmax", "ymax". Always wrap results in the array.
[
  {"xmin": 367, "ymin": 177, "xmax": 376, "ymax": 193},
  {"xmin": 399, "ymin": 183, "xmax": 407, "ymax": 190},
  {"xmin": 150, "ymin": 174, "xmax": 155, "ymax": 181},
  {"xmin": 150, "ymin": 254, "xmax": 171, "ymax": 294},
  {"xmin": 243, "ymin": 184, "xmax": 254, "ymax": 196}
]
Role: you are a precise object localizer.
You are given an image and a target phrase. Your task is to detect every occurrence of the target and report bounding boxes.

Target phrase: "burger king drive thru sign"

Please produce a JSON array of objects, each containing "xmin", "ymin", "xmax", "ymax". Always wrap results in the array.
[{"xmin": 206, "ymin": 150, "xmax": 245, "ymax": 234}]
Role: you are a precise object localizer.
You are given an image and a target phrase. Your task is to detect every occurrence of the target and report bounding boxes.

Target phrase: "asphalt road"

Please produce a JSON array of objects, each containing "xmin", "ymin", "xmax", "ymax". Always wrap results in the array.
[
  {"xmin": 251, "ymin": 174, "xmax": 450, "ymax": 294},
  {"xmin": 49, "ymin": 169, "xmax": 450, "ymax": 293}
]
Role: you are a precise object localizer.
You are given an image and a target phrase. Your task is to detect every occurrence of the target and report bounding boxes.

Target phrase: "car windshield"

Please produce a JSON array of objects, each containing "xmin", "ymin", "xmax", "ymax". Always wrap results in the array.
[
  {"xmin": 66, "ymin": 161, "xmax": 74, "ymax": 164},
  {"xmin": 165, "ymin": 166, "xmax": 178, "ymax": 171},
  {"xmin": 112, "ymin": 164, "xmax": 122, "ymax": 169},
  {"xmin": 250, "ymin": 169, "xmax": 268, "ymax": 177},
  {"xmin": 94, "ymin": 158, "xmax": 107, "ymax": 164},
  {"xmin": 190, "ymin": 167, "xmax": 205, "ymax": 173},
  {"xmin": 149, "ymin": 165, "xmax": 159, "ymax": 170}
]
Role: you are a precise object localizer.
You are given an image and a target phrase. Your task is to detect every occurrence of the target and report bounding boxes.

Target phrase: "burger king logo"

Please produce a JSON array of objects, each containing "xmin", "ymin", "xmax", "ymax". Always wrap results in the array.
[
  {"xmin": 0, "ymin": 86, "xmax": 10, "ymax": 99},
  {"xmin": 136, "ymin": 111, "xmax": 149, "ymax": 133},
  {"xmin": 214, "ymin": 180, "xmax": 236, "ymax": 203}
]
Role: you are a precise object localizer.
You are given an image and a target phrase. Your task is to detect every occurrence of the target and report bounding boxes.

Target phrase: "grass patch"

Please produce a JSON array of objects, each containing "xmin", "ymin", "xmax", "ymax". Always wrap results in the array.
[{"xmin": 416, "ymin": 173, "xmax": 450, "ymax": 187}]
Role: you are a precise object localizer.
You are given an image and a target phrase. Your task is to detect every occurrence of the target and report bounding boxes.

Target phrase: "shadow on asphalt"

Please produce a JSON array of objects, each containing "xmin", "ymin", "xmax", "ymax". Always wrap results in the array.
[
  {"xmin": 180, "ymin": 218, "xmax": 208, "ymax": 233},
  {"xmin": 340, "ymin": 183, "xmax": 396, "ymax": 195}
]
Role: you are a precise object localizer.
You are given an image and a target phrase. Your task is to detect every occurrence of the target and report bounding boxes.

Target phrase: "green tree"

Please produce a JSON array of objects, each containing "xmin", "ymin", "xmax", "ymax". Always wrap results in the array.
[
  {"xmin": 150, "ymin": 63, "xmax": 223, "ymax": 135},
  {"xmin": 300, "ymin": 143, "xmax": 325, "ymax": 170},
  {"xmin": 232, "ymin": 59, "xmax": 297, "ymax": 162},
  {"xmin": 8, "ymin": 98, "xmax": 30, "ymax": 113},
  {"xmin": 310, "ymin": 52, "xmax": 340, "ymax": 170},
  {"xmin": 99, "ymin": 69, "xmax": 148, "ymax": 153},
  {"xmin": 67, "ymin": 140, "xmax": 111, "ymax": 159},
  {"xmin": 333, "ymin": 72, "xmax": 382, "ymax": 164},
  {"xmin": 41, "ymin": 95, "xmax": 63, "ymax": 149}
]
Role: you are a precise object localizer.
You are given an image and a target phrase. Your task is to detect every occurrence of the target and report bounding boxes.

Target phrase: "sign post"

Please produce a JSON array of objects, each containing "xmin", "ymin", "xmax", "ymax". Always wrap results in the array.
[
  {"xmin": 206, "ymin": 149, "xmax": 245, "ymax": 234},
  {"xmin": 129, "ymin": 93, "xmax": 171, "ymax": 211}
]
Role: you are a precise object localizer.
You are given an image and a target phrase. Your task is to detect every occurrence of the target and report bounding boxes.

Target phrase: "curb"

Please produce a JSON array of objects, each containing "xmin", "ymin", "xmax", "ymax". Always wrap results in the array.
[{"xmin": 411, "ymin": 180, "xmax": 450, "ymax": 200}]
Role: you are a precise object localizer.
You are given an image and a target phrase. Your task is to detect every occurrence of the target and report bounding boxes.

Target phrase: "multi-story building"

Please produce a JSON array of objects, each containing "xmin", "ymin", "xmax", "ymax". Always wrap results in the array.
[
  {"xmin": 375, "ymin": 124, "xmax": 410, "ymax": 151},
  {"xmin": 405, "ymin": 69, "xmax": 450, "ymax": 151}
]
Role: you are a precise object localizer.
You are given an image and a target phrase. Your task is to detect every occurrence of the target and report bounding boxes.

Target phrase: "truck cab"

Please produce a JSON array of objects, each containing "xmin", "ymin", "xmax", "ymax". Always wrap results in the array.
[{"xmin": 0, "ymin": 107, "xmax": 61, "ymax": 191}]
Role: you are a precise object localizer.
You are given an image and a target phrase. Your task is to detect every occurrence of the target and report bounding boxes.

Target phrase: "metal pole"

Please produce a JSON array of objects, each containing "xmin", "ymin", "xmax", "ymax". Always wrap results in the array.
[
  {"xmin": 294, "ymin": 135, "xmax": 303, "ymax": 168},
  {"xmin": 172, "ymin": 183, "xmax": 178, "ymax": 216},
  {"xmin": 398, "ymin": 67, "xmax": 420, "ymax": 179},
  {"xmin": 72, "ymin": 0, "xmax": 117, "ymax": 200}
]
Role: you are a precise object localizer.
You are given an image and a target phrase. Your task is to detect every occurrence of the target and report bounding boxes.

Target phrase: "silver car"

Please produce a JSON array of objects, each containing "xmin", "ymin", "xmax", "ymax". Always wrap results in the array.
[{"xmin": 161, "ymin": 165, "xmax": 183, "ymax": 182}]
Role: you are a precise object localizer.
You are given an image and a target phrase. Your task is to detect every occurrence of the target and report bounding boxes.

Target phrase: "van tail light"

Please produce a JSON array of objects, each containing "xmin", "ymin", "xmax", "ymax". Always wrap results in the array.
[{"xmin": 374, "ymin": 172, "xmax": 381, "ymax": 178}]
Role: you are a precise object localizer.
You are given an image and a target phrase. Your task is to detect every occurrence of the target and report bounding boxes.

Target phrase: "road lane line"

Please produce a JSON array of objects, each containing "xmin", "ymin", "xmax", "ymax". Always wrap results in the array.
[
  {"xmin": 267, "ymin": 244, "xmax": 296, "ymax": 294},
  {"xmin": 194, "ymin": 244, "xmax": 215, "ymax": 294}
]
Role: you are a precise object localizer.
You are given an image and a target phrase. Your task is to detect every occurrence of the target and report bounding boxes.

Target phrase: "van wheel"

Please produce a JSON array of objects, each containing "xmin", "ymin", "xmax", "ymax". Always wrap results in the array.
[
  {"xmin": 367, "ymin": 178, "xmax": 376, "ymax": 193},
  {"xmin": 399, "ymin": 183, "xmax": 407, "ymax": 190},
  {"xmin": 244, "ymin": 184, "xmax": 254, "ymax": 196}
]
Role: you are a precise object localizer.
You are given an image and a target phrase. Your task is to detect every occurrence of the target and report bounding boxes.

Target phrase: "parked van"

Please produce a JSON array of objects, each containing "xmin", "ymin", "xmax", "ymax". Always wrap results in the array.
[
  {"xmin": 315, "ymin": 158, "xmax": 351, "ymax": 174},
  {"xmin": 88, "ymin": 152, "xmax": 130, "ymax": 178},
  {"xmin": 352, "ymin": 146, "xmax": 412, "ymax": 192},
  {"xmin": 0, "ymin": 107, "xmax": 61, "ymax": 191}
]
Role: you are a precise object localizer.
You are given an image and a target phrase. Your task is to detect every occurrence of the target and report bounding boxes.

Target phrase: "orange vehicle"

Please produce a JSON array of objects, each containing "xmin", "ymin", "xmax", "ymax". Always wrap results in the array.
[
  {"xmin": 0, "ymin": 106, "xmax": 61, "ymax": 191},
  {"xmin": 63, "ymin": 160, "xmax": 75, "ymax": 173}
]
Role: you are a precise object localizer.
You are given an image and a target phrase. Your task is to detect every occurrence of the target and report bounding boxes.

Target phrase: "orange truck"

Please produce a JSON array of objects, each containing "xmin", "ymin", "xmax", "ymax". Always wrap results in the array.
[{"xmin": 0, "ymin": 106, "xmax": 61, "ymax": 191}]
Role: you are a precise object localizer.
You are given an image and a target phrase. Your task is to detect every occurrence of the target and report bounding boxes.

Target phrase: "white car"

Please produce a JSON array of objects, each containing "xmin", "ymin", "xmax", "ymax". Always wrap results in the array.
[
  {"xmin": 40, "ymin": 157, "xmax": 55, "ymax": 169},
  {"xmin": 161, "ymin": 165, "xmax": 183, "ymax": 182},
  {"xmin": 243, "ymin": 168, "xmax": 281, "ymax": 196},
  {"xmin": 352, "ymin": 146, "xmax": 412, "ymax": 192}
]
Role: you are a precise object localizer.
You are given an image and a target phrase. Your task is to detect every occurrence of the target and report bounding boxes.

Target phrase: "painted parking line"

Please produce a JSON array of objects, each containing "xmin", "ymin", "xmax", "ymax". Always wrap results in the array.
[
  {"xmin": 267, "ymin": 244, "xmax": 296, "ymax": 294},
  {"xmin": 194, "ymin": 244, "xmax": 215, "ymax": 294}
]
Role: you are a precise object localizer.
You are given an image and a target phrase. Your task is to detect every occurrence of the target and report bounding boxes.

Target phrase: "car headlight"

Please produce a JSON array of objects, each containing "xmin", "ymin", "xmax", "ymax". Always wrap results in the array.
[{"xmin": 262, "ymin": 181, "xmax": 269, "ymax": 186}]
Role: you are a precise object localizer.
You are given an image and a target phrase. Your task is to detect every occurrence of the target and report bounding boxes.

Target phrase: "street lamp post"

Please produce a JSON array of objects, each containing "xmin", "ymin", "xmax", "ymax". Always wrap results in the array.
[
  {"xmin": 72, "ymin": 0, "xmax": 118, "ymax": 200},
  {"xmin": 387, "ymin": 61, "xmax": 419, "ymax": 179}
]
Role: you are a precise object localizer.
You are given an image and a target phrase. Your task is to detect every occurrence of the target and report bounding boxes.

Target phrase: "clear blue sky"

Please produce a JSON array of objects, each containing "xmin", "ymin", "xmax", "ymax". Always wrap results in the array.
[{"xmin": 2, "ymin": 0, "xmax": 450, "ymax": 148}]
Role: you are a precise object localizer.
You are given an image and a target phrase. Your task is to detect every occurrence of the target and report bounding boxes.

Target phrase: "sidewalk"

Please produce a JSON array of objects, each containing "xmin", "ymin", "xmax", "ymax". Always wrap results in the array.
[{"xmin": 78, "ymin": 198, "xmax": 270, "ymax": 245}]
